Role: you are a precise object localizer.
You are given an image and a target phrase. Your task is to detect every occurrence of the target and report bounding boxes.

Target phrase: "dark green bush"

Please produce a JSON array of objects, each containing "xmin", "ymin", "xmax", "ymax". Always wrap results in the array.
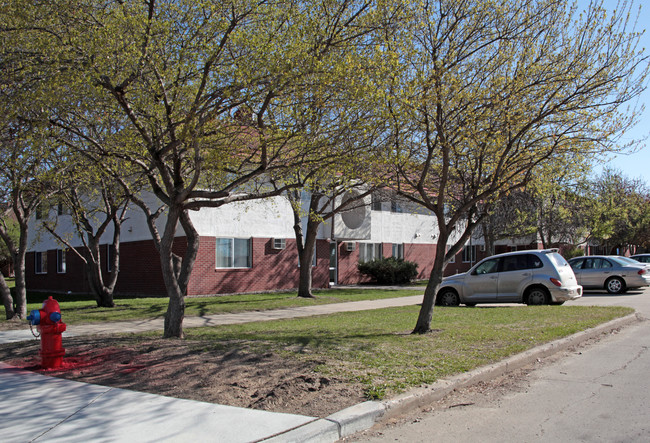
[{"xmin": 357, "ymin": 257, "xmax": 419, "ymax": 285}]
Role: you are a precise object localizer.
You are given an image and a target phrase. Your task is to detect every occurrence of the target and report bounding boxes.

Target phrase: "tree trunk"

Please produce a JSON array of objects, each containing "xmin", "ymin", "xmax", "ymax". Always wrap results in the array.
[
  {"xmin": 84, "ymin": 239, "xmax": 116, "ymax": 308},
  {"xmin": 412, "ymin": 252, "xmax": 445, "ymax": 334},
  {"xmin": 412, "ymin": 233, "xmax": 450, "ymax": 334},
  {"xmin": 297, "ymin": 224, "xmax": 318, "ymax": 298},
  {"xmin": 160, "ymin": 208, "xmax": 200, "ymax": 339},
  {"xmin": 0, "ymin": 270, "xmax": 15, "ymax": 319},
  {"xmin": 293, "ymin": 193, "xmax": 322, "ymax": 299},
  {"xmin": 12, "ymin": 230, "xmax": 29, "ymax": 319}
]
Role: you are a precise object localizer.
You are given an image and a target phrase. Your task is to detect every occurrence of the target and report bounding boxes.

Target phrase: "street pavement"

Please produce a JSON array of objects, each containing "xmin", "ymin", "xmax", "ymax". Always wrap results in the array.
[{"xmin": 0, "ymin": 289, "xmax": 644, "ymax": 442}]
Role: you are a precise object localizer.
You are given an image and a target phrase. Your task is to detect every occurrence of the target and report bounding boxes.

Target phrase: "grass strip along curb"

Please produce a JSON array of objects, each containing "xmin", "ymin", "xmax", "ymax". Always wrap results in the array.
[{"xmin": 277, "ymin": 313, "xmax": 641, "ymax": 442}]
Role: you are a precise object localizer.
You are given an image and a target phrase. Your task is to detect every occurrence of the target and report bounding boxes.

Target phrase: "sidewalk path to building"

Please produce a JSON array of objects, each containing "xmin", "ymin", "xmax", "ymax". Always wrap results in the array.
[{"xmin": 0, "ymin": 291, "xmax": 639, "ymax": 442}]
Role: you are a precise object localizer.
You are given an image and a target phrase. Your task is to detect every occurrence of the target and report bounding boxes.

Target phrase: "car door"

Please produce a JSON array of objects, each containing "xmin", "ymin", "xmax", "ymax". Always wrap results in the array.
[
  {"xmin": 463, "ymin": 258, "xmax": 499, "ymax": 303},
  {"xmin": 581, "ymin": 258, "xmax": 613, "ymax": 288},
  {"xmin": 569, "ymin": 258, "xmax": 585, "ymax": 285},
  {"xmin": 497, "ymin": 254, "xmax": 533, "ymax": 302}
]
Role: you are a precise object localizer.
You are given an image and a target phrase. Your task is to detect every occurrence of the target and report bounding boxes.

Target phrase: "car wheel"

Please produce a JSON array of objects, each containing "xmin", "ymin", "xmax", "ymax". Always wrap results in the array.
[
  {"xmin": 605, "ymin": 277, "xmax": 625, "ymax": 294},
  {"xmin": 526, "ymin": 287, "xmax": 549, "ymax": 305},
  {"xmin": 437, "ymin": 290, "xmax": 460, "ymax": 307}
]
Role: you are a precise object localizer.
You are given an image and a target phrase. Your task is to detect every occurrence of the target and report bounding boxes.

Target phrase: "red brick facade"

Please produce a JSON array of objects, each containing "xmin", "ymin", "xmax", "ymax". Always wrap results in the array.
[
  {"xmin": 29, "ymin": 236, "xmax": 514, "ymax": 296},
  {"xmin": 26, "ymin": 237, "xmax": 331, "ymax": 297}
]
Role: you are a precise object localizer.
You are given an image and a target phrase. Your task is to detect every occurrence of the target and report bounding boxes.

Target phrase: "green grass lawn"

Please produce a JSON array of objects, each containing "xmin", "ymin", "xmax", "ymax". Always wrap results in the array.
[
  {"xmin": 1, "ymin": 287, "xmax": 422, "ymax": 325},
  {"xmin": 181, "ymin": 304, "xmax": 633, "ymax": 399}
]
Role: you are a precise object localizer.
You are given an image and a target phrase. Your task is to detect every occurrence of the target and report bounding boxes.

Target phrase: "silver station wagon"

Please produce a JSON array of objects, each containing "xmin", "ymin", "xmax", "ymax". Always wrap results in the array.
[{"xmin": 437, "ymin": 249, "xmax": 583, "ymax": 306}]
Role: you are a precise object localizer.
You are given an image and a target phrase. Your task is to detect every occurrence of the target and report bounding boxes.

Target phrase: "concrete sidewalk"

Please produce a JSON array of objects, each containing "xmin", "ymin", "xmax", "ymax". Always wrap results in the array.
[
  {"xmin": 0, "ymin": 295, "xmax": 424, "ymax": 443},
  {"xmin": 0, "ymin": 294, "xmax": 639, "ymax": 442}
]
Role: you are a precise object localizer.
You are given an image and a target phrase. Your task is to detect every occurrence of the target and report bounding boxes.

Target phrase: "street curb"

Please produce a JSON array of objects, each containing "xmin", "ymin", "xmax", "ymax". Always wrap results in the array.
[{"xmin": 265, "ymin": 312, "xmax": 640, "ymax": 442}]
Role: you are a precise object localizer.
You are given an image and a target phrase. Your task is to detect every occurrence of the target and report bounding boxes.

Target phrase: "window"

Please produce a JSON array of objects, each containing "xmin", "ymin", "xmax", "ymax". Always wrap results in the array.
[
  {"xmin": 359, "ymin": 243, "xmax": 382, "ymax": 263},
  {"xmin": 57, "ymin": 203, "xmax": 70, "ymax": 216},
  {"xmin": 473, "ymin": 258, "xmax": 498, "ymax": 275},
  {"xmin": 371, "ymin": 194, "xmax": 383, "ymax": 211},
  {"xmin": 35, "ymin": 251, "xmax": 47, "ymax": 274},
  {"xmin": 216, "ymin": 238, "xmax": 251, "ymax": 268},
  {"xmin": 106, "ymin": 244, "xmax": 117, "ymax": 272},
  {"xmin": 462, "ymin": 245, "xmax": 477, "ymax": 263},
  {"xmin": 392, "ymin": 243, "xmax": 404, "ymax": 259},
  {"xmin": 391, "ymin": 198, "xmax": 403, "ymax": 213},
  {"xmin": 57, "ymin": 249, "xmax": 66, "ymax": 273},
  {"xmin": 446, "ymin": 245, "xmax": 456, "ymax": 263}
]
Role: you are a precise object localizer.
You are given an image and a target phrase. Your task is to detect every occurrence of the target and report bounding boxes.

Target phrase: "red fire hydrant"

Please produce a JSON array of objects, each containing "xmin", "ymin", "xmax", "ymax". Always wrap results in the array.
[{"xmin": 27, "ymin": 296, "xmax": 67, "ymax": 369}]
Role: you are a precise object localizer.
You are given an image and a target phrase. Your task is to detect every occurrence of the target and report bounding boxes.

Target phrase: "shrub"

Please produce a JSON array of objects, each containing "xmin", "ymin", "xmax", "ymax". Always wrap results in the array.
[
  {"xmin": 562, "ymin": 246, "xmax": 585, "ymax": 259},
  {"xmin": 357, "ymin": 257, "xmax": 419, "ymax": 285}
]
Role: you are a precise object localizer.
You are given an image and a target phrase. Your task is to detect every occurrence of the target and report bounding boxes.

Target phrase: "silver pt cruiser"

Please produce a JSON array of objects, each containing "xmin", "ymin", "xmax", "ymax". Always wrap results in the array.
[{"xmin": 437, "ymin": 249, "xmax": 583, "ymax": 307}]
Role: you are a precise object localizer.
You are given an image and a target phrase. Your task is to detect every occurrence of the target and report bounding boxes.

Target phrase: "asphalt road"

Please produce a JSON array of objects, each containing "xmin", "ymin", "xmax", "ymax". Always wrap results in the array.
[{"xmin": 348, "ymin": 287, "xmax": 650, "ymax": 442}]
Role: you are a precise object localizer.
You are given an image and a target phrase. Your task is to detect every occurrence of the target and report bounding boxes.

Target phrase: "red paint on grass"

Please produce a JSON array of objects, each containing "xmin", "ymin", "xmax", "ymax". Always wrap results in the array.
[{"xmin": 8, "ymin": 348, "xmax": 124, "ymax": 373}]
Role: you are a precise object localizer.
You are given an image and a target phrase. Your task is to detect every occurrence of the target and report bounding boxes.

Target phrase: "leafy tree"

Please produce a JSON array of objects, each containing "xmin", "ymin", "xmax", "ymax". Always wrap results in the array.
[
  {"xmin": 479, "ymin": 159, "xmax": 593, "ymax": 253},
  {"xmin": 380, "ymin": 0, "xmax": 648, "ymax": 333},
  {"xmin": 40, "ymin": 0, "xmax": 397, "ymax": 338},
  {"xmin": 0, "ymin": 214, "xmax": 18, "ymax": 271},
  {"xmin": 40, "ymin": 160, "xmax": 132, "ymax": 308},
  {"xmin": 0, "ymin": 123, "xmax": 62, "ymax": 319},
  {"xmin": 585, "ymin": 169, "xmax": 650, "ymax": 252}
]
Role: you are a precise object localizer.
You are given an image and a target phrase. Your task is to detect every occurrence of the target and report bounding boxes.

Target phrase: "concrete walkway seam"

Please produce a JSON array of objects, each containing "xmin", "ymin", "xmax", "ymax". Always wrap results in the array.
[{"xmin": 266, "ymin": 312, "xmax": 640, "ymax": 442}]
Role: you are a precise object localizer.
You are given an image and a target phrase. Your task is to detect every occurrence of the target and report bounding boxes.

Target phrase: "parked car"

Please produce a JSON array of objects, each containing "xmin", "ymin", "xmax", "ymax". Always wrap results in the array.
[
  {"xmin": 567, "ymin": 255, "xmax": 650, "ymax": 294},
  {"xmin": 436, "ymin": 249, "xmax": 582, "ymax": 307},
  {"xmin": 631, "ymin": 253, "xmax": 650, "ymax": 264}
]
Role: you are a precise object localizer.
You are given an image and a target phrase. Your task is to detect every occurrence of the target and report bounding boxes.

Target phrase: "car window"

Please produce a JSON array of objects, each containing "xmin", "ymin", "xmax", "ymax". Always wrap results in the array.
[
  {"xmin": 548, "ymin": 252, "xmax": 569, "ymax": 268},
  {"xmin": 473, "ymin": 258, "xmax": 499, "ymax": 275},
  {"xmin": 597, "ymin": 258, "xmax": 612, "ymax": 269},
  {"xmin": 501, "ymin": 255, "xmax": 530, "ymax": 272},
  {"xmin": 529, "ymin": 254, "xmax": 544, "ymax": 269},
  {"xmin": 570, "ymin": 258, "xmax": 584, "ymax": 270},
  {"xmin": 616, "ymin": 256, "xmax": 642, "ymax": 265}
]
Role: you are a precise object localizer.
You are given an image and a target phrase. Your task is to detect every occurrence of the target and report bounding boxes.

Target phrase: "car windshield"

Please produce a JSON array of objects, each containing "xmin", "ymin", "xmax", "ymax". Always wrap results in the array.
[
  {"xmin": 610, "ymin": 256, "xmax": 641, "ymax": 266},
  {"xmin": 547, "ymin": 252, "xmax": 569, "ymax": 267}
]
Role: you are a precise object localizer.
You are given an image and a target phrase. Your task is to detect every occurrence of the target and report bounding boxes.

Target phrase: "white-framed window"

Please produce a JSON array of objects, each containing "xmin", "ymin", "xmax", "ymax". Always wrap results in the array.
[
  {"xmin": 57, "ymin": 249, "xmax": 66, "ymax": 274},
  {"xmin": 462, "ymin": 245, "xmax": 477, "ymax": 263},
  {"xmin": 35, "ymin": 251, "xmax": 47, "ymax": 274},
  {"xmin": 392, "ymin": 243, "xmax": 404, "ymax": 259},
  {"xmin": 216, "ymin": 238, "xmax": 252, "ymax": 268},
  {"xmin": 359, "ymin": 243, "xmax": 382, "ymax": 263}
]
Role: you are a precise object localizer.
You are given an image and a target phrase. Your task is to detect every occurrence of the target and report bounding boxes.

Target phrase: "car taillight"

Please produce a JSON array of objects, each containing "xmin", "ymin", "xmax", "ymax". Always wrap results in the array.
[
  {"xmin": 639, "ymin": 269, "xmax": 647, "ymax": 276},
  {"xmin": 550, "ymin": 278, "xmax": 562, "ymax": 287}
]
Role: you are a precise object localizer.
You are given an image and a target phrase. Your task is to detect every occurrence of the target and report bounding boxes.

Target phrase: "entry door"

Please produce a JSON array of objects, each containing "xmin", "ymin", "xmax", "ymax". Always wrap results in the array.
[{"xmin": 329, "ymin": 242, "xmax": 337, "ymax": 286}]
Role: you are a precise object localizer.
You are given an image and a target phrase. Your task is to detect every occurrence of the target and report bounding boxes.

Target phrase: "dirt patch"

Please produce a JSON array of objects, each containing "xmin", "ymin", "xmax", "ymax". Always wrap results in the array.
[{"xmin": 0, "ymin": 335, "xmax": 366, "ymax": 418}]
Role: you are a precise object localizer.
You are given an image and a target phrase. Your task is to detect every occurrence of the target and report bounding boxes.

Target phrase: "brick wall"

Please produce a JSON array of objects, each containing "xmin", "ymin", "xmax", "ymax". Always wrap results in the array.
[
  {"xmin": 336, "ymin": 241, "xmax": 437, "ymax": 285},
  {"xmin": 26, "ymin": 237, "xmax": 441, "ymax": 296},
  {"xmin": 187, "ymin": 237, "xmax": 330, "ymax": 295}
]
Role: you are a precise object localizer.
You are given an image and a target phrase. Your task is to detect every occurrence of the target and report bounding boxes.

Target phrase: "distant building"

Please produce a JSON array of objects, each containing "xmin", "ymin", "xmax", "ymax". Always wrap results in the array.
[{"xmin": 26, "ymin": 192, "xmax": 453, "ymax": 296}]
